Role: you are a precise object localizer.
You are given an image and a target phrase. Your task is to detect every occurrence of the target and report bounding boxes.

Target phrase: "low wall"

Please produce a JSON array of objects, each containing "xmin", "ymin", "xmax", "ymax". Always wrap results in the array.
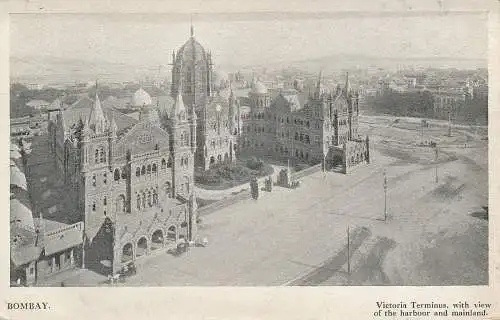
[
  {"xmin": 197, "ymin": 163, "xmax": 323, "ymax": 217},
  {"xmin": 198, "ymin": 190, "xmax": 251, "ymax": 217},
  {"xmin": 291, "ymin": 163, "xmax": 322, "ymax": 180}
]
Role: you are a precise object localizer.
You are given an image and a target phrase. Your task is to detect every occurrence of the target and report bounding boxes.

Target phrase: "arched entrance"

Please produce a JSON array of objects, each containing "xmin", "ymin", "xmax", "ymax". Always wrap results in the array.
[
  {"xmin": 167, "ymin": 226, "xmax": 177, "ymax": 242},
  {"xmin": 136, "ymin": 237, "xmax": 148, "ymax": 257},
  {"xmin": 151, "ymin": 230, "xmax": 164, "ymax": 250},
  {"xmin": 86, "ymin": 217, "xmax": 114, "ymax": 275},
  {"xmin": 121, "ymin": 243, "xmax": 134, "ymax": 263}
]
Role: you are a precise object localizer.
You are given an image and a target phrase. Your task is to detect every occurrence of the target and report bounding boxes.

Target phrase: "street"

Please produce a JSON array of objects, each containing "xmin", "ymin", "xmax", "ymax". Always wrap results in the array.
[{"xmin": 55, "ymin": 116, "xmax": 488, "ymax": 286}]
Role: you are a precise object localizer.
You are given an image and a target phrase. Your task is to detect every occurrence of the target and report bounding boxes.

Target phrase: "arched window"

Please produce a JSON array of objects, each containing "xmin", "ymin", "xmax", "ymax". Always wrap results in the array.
[
  {"xmin": 136, "ymin": 167, "xmax": 140, "ymax": 177},
  {"xmin": 141, "ymin": 165, "xmax": 146, "ymax": 175},
  {"xmin": 167, "ymin": 157, "xmax": 172, "ymax": 168},
  {"xmin": 99, "ymin": 147, "xmax": 106, "ymax": 163},
  {"xmin": 153, "ymin": 190, "xmax": 158, "ymax": 206},
  {"xmin": 103, "ymin": 173, "xmax": 107, "ymax": 185},
  {"xmin": 136, "ymin": 194, "xmax": 141, "ymax": 210},
  {"xmin": 183, "ymin": 131, "xmax": 189, "ymax": 146},
  {"xmin": 142, "ymin": 192, "xmax": 146, "ymax": 209},
  {"xmin": 103, "ymin": 196, "xmax": 107, "ymax": 206},
  {"xmin": 92, "ymin": 175, "xmax": 96, "ymax": 187},
  {"xmin": 161, "ymin": 158, "xmax": 166, "ymax": 170},
  {"xmin": 147, "ymin": 164, "xmax": 151, "ymax": 174},
  {"xmin": 121, "ymin": 169, "xmax": 126, "ymax": 179},
  {"xmin": 117, "ymin": 195, "xmax": 126, "ymax": 213},
  {"xmin": 164, "ymin": 182, "xmax": 171, "ymax": 198},
  {"xmin": 95, "ymin": 149, "xmax": 99, "ymax": 163},
  {"xmin": 92, "ymin": 202, "xmax": 96, "ymax": 211},
  {"xmin": 114, "ymin": 169, "xmax": 120, "ymax": 181},
  {"xmin": 147, "ymin": 191, "xmax": 152, "ymax": 207},
  {"xmin": 152, "ymin": 163, "xmax": 157, "ymax": 173},
  {"xmin": 180, "ymin": 133, "xmax": 184, "ymax": 146}
]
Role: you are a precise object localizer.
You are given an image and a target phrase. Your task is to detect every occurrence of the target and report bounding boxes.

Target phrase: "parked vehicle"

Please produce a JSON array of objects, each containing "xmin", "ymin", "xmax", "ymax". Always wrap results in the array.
[
  {"xmin": 120, "ymin": 262, "xmax": 137, "ymax": 278},
  {"xmin": 168, "ymin": 241, "xmax": 189, "ymax": 256}
]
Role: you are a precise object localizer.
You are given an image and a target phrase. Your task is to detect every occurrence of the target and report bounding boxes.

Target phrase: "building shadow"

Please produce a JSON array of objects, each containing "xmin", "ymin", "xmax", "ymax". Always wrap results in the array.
[{"xmin": 470, "ymin": 206, "xmax": 488, "ymax": 221}]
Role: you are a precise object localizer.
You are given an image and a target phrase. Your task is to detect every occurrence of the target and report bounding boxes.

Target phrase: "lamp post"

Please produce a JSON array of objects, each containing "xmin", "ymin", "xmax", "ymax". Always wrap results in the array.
[
  {"xmin": 434, "ymin": 144, "xmax": 439, "ymax": 184},
  {"xmin": 383, "ymin": 170, "xmax": 388, "ymax": 222},
  {"xmin": 347, "ymin": 225, "xmax": 350, "ymax": 275}
]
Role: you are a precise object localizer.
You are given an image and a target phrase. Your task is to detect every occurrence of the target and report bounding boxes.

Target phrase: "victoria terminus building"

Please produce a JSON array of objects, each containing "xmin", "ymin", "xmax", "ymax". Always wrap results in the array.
[
  {"xmin": 11, "ymin": 25, "xmax": 369, "ymax": 285},
  {"xmin": 171, "ymin": 26, "xmax": 369, "ymax": 172}
]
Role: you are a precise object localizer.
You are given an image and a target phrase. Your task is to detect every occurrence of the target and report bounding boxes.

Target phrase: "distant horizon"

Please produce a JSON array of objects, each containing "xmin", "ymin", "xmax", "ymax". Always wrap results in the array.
[{"xmin": 10, "ymin": 12, "xmax": 488, "ymax": 83}]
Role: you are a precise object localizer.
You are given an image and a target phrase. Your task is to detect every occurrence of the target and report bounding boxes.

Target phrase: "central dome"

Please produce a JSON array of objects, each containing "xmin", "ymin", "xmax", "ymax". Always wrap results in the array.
[
  {"xmin": 131, "ymin": 88, "xmax": 152, "ymax": 107},
  {"xmin": 176, "ymin": 37, "xmax": 208, "ymax": 65}
]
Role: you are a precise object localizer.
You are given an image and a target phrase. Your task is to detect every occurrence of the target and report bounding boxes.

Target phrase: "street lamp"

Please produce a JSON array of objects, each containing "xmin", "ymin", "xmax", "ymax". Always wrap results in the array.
[
  {"xmin": 434, "ymin": 144, "xmax": 439, "ymax": 184},
  {"xmin": 347, "ymin": 225, "xmax": 351, "ymax": 275},
  {"xmin": 383, "ymin": 170, "xmax": 388, "ymax": 222}
]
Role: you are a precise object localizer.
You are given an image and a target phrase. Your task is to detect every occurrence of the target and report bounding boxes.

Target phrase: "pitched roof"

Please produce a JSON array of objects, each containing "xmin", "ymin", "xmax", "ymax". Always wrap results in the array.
[
  {"xmin": 44, "ymin": 226, "xmax": 83, "ymax": 256},
  {"xmin": 10, "ymin": 199, "xmax": 34, "ymax": 231},
  {"xmin": 10, "ymin": 225, "xmax": 40, "ymax": 267},
  {"xmin": 62, "ymin": 96, "xmax": 138, "ymax": 135},
  {"xmin": 152, "ymin": 95, "xmax": 175, "ymax": 118},
  {"xmin": 10, "ymin": 165, "xmax": 27, "ymax": 191}
]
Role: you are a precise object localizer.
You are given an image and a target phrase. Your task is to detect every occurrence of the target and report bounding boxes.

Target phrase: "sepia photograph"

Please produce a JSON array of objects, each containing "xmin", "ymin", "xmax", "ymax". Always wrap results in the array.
[{"xmin": 9, "ymin": 9, "xmax": 489, "ymax": 290}]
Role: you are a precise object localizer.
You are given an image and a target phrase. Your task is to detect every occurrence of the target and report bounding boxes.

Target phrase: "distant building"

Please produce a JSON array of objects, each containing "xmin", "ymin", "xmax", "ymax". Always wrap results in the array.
[
  {"xmin": 26, "ymin": 83, "xmax": 44, "ymax": 91},
  {"xmin": 26, "ymin": 100, "xmax": 50, "ymax": 110},
  {"xmin": 10, "ymin": 117, "xmax": 31, "ymax": 138}
]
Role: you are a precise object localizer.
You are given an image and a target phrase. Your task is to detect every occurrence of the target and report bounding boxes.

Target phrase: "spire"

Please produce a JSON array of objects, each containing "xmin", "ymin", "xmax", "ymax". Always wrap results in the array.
[
  {"xmin": 172, "ymin": 82, "xmax": 186, "ymax": 120},
  {"xmin": 315, "ymin": 70, "xmax": 323, "ymax": 98},
  {"xmin": 190, "ymin": 14, "xmax": 194, "ymax": 38},
  {"xmin": 88, "ymin": 91, "xmax": 107, "ymax": 134},
  {"xmin": 110, "ymin": 114, "xmax": 118, "ymax": 135},
  {"xmin": 344, "ymin": 72, "xmax": 351, "ymax": 96}
]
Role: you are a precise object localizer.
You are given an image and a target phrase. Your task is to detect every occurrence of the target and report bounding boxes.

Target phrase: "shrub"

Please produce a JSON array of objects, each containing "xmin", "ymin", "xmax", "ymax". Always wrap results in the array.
[{"xmin": 246, "ymin": 157, "xmax": 264, "ymax": 170}]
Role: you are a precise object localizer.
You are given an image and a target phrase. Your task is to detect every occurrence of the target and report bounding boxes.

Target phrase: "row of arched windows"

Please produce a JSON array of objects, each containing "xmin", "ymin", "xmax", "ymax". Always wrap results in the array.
[
  {"xmin": 294, "ymin": 132, "xmax": 311, "ymax": 144},
  {"xmin": 114, "ymin": 168, "xmax": 127, "ymax": 181},
  {"xmin": 135, "ymin": 163, "xmax": 158, "ymax": 177}
]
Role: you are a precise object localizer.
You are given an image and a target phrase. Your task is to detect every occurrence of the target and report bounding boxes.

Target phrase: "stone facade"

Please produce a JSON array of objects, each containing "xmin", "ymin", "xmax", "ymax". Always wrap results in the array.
[
  {"xmin": 169, "ymin": 26, "xmax": 370, "ymax": 173},
  {"xmin": 170, "ymin": 26, "xmax": 236, "ymax": 171},
  {"xmin": 237, "ymin": 73, "xmax": 369, "ymax": 171},
  {"xmin": 49, "ymin": 88, "xmax": 198, "ymax": 274}
]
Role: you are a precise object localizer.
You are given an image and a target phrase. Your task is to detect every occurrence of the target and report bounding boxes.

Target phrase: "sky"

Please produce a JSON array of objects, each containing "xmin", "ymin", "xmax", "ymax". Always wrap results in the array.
[{"xmin": 9, "ymin": 12, "xmax": 488, "ymax": 80}]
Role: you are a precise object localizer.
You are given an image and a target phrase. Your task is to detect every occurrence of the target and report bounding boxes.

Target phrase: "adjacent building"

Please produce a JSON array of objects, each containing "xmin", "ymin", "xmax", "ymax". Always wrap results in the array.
[
  {"xmin": 47, "ymin": 85, "xmax": 199, "ymax": 275},
  {"xmin": 237, "ymin": 73, "xmax": 369, "ymax": 172}
]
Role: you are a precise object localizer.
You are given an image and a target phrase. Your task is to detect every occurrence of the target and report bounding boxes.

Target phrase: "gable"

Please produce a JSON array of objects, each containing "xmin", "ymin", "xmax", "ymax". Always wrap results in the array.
[{"xmin": 115, "ymin": 121, "xmax": 170, "ymax": 157}]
